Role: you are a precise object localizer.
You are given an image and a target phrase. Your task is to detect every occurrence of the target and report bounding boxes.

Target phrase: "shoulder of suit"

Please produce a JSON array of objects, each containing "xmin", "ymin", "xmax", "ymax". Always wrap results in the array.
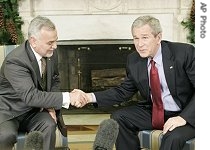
[{"xmin": 161, "ymin": 40, "xmax": 194, "ymax": 48}]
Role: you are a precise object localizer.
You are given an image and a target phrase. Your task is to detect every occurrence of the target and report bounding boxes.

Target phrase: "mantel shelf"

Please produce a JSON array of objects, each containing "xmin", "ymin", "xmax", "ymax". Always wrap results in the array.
[{"xmin": 57, "ymin": 39, "xmax": 133, "ymax": 45}]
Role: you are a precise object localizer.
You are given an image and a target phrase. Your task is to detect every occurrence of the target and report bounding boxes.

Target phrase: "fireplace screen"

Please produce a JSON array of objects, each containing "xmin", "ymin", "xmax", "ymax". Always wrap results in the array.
[
  {"xmin": 57, "ymin": 40, "xmax": 141, "ymax": 112},
  {"xmin": 91, "ymin": 68, "xmax": 126, "ymax": 91}
]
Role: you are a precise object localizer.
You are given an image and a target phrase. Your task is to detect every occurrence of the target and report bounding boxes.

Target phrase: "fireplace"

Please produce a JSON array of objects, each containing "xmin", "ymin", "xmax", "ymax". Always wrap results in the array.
[{"xmin": 57, "ymin": 40, "xmax": 140, "ymax": 112}]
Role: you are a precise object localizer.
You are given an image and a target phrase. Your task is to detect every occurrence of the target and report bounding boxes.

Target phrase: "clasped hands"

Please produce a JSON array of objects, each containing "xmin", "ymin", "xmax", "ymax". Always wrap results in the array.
[
  {"xmin": 69, "ymin": 89, "xmax": 92, "ymax": 108},
  {"xmin": 47, "ymin": 89, "xmax": 90, "ymax": 123}
]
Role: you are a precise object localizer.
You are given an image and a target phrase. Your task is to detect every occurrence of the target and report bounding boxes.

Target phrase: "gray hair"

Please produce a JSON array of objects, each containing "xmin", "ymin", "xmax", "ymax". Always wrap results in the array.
[
  {"xmin": 28, "ymin": 16, "xmax": 56, "ymax": 38},
  {"xmin": 131, "ymin": 15, "xmax": 162, "ymax": 36}
]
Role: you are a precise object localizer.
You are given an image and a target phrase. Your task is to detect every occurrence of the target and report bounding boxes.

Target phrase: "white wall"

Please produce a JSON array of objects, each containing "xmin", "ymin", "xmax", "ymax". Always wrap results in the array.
[
  {"xmin": 18, "ymin": 0, "xmax": 193, "ymax": 42},
  {"xmin": 0, "ymin": 46, "xmax": 4, "ymax": 67}
]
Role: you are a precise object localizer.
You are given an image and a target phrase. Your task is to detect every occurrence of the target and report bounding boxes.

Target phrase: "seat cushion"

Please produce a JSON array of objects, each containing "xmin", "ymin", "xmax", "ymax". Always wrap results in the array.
[{"xmin": 138, "ymin": 130, "xmax": 195, "ymax": 150}]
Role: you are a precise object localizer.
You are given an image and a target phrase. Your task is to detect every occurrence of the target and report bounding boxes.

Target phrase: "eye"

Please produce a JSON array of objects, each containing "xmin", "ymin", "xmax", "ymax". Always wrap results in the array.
[
  {"xmin": 142, "ymin": 36, "xmax": 148, "ymax": 39},
  {"xmin": 48, "ymin": 42, "xmax": 53, "ymax": 45}
]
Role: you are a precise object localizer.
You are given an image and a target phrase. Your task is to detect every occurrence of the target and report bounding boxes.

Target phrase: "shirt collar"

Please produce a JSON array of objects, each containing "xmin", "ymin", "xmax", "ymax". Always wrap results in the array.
[
  {"xmin": 148, "ymin": 44, "xmax": 162, "ymax": 67},
  {"xmin": 30, "ymin": 45, "xmax": 42, "ymax": 62}
]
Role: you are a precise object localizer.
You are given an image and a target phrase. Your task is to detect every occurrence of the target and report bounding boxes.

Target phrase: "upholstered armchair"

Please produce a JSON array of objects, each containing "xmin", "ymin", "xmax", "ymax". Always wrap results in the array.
[{"xmin": 138, "ymin": 130, "xmax": 195, "ymax": 150}]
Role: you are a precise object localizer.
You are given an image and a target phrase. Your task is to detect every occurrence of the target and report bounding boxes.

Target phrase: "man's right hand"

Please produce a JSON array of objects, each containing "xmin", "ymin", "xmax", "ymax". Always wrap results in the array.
[{"xmin": 69, "ymin": 89, "xmax": 92, "ymax": 108}]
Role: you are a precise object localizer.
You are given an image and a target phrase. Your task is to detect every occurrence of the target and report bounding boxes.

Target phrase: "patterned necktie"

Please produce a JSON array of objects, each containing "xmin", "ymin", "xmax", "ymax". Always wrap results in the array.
[
  {"xmin": 41, "ymin": 57, "xmax": 47, "ymax": 90},
  {"xmin": 150, "ymin": 59, "xmax": 164, "ymax": 129}
]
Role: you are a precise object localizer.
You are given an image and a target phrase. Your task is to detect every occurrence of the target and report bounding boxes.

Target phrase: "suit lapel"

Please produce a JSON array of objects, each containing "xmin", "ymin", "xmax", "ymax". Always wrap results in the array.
[
  {"xmin": 31, "ymin": 60, "xmax": 42, "ymax": 84},
  {"xmin": 161, "ymin": 42, "xmax": 176, "ymax": 96},
  {"xmin": 135, "ymin": 58, "xmax": 150, "ymax": 99},
  {"xmin": 25, "ymin": 41, "xmax": 43, "ymax": 87}
]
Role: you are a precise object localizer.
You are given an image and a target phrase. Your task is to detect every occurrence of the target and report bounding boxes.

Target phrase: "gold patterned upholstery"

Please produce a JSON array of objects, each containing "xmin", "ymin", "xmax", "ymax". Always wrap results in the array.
[{"xmin": 138, "ymin": 130, "xmax": 195, "ymax": 150}]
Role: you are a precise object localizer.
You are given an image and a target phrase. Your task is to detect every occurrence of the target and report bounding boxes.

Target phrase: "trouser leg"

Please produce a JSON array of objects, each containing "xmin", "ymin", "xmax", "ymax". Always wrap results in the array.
[
  {"xmin": 20, "ymin": 110, "xmax": 57, "ymax": 150},
  {"xmin": 0, "ymin": 120, "xmax": 19, "ymax": 150},
  {"xmin": 110, "ymin": 105, "xmax": 153, "ymax": 150},
  {"xmin": 160, "ymin": 124, "xmax": 195, "ymax": 150}
]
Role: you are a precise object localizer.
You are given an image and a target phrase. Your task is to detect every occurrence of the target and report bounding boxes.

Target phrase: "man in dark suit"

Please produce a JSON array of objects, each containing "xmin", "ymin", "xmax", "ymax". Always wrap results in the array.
[
  {"xmin": 0, "ymin": 16, "xmax": 86, "ymax": 150},
  {"xmin": 76, "ymin": 15, "xmax": 195, "ymax": 150}
]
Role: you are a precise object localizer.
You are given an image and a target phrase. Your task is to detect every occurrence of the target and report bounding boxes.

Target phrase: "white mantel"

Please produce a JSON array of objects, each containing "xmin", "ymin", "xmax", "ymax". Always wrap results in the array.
[
  {"xmin": 18, "ymin": 0, "xmax": 193, "ymax": 42},
  {"xmin": 49, "ymin": 14, "xmax": 173, "ymax": 41}
]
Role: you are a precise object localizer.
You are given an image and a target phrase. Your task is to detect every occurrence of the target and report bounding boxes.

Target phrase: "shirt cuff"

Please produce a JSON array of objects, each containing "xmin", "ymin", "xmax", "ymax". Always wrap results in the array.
[
  {"xmin": 91, "ymin": 93, "xmax": 97, "ymax": 103},
  {"xmin": 62, "ymin": 92, "xmax": 70, "ymax": 109}
]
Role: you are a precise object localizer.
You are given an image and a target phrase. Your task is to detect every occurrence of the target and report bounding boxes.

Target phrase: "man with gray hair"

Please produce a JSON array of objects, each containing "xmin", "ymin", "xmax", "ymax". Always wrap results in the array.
[
  {"xmin": 78, "ymin": 15, "xmax": 195, "ymax": 150},
  {"xmin": 0, "ymin": 16, "xmax": 86, "ymax": 150}
]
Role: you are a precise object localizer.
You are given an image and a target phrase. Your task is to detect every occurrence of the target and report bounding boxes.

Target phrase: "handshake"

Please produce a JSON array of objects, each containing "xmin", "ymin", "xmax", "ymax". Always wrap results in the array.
[{"xmin": 69, "ymin": 89, "xmax": 93, "ymax": 108}]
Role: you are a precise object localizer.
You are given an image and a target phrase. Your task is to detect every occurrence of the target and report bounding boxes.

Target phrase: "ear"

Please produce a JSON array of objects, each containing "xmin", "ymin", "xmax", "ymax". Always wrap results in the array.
[
  {"xmin": 157, "ymin": 33, "xmax": 162, "ymax": 43},
  {"xmin": 29, "ymin": 36, "xmax": 37, "ymax": 48}
]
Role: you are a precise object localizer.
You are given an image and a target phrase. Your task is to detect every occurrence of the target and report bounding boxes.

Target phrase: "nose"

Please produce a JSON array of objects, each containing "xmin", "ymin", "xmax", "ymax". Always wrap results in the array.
[
  {"xmin": 52, "ymin": 41, "xmax": 57, "ymax": 49},
  {"xmin": 137, "ymin": 39, "xmax": 144, "ymax": 47}
]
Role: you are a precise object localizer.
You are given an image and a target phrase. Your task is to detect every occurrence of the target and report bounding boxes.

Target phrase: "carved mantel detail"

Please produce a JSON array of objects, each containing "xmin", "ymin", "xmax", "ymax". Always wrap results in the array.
[{"xmin": 90, "ymin": 0, "xmax": 122, "ymax": 10}]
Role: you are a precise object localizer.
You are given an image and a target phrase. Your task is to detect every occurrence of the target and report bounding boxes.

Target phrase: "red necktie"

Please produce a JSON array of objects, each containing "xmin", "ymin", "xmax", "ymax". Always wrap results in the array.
[{"xmin": 150, "ymin": 59, "xmax": 164, "ymax": 129}]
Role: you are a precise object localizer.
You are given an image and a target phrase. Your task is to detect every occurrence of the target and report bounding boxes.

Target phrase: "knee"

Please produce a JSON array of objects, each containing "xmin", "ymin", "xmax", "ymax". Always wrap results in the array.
[
  {"xmin": 162, "ymin": 131, "xmax": 185, "ymax": 145},
  {"xmin": 0, "ymin": 130, "xmax": 17, "ymax": 146},
  {"xmin": 110, "ymin": 110, "xmax": 124, "ymax": 122},
  {"xmin": 111, "ymin": 110, "xmax": 133, "ymax": 129},
  {"xmin": 42, "ymin": 119, "xmax": 57, "ymax": 132}
]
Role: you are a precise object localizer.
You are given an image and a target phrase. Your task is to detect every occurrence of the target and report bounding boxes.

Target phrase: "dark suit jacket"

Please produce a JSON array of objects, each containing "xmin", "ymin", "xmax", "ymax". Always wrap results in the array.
[
  {"xmin": 94, "ymin": 40, "xmax": 195, "ymax": 127},
  {"xmin": 0, "ymin": 40, "xmax": 67, "ymax": 136}
]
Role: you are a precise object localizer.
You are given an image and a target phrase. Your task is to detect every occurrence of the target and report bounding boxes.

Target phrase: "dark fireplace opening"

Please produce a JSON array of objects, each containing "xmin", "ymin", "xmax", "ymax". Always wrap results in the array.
[{"xmin": 57, "ymin": 40, "xmax": 141, "ymax": 113}]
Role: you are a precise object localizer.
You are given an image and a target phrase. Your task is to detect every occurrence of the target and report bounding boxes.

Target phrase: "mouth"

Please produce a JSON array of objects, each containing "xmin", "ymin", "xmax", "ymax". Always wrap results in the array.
[
  {"xmin": 48, "ymin": 49, "xmax": 54, "ymax": 53},
  {"xmin": 137, "ymin": 49, "xmax": 146, "ymax": 53}
]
